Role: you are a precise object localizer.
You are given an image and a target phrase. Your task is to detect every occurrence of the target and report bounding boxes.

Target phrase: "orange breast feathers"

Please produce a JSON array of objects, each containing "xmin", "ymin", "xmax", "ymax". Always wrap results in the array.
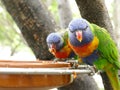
[
  {"xmin": 53, "ymin": 44, "xmax": 73, "ymax": 59},
  {"xmin": 69, "ymin": 36, "xmax": 99, "ymax": 58}
]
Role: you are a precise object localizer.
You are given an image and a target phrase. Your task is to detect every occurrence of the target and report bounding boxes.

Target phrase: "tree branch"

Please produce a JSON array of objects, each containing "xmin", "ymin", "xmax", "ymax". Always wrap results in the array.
[{"xmin": 2, "ymin": 0, "xmax": 60, "ymax": 60}]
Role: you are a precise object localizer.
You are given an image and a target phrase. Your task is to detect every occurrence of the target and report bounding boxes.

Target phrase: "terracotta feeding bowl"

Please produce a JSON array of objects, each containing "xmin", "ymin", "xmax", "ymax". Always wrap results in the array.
[{"xmin": 0, "ymin": 60, "xmax": 73, "ymax": 89}]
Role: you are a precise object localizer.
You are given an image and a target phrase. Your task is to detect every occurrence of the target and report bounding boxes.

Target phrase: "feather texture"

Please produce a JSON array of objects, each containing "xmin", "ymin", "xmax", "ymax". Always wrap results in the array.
[
  {"xmin": 46, "ymin": 30, "xmax": 77, "ymax": 59},
  {"xmin": 68, "ymin": 18, "xmax": 120, "ymax": 90},
  {"xmin": 90, "ymin": 24, "xmax": 120, "ymax": 68},
  {"xmin": 68, "ymin": 36, "xmax": 99, "ymax": 58}
]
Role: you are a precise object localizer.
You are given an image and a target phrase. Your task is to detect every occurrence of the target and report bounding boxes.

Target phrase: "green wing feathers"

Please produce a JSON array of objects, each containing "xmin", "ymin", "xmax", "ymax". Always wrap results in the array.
[
  {"xmin": 90, "ymin": 24, "xmax": 120, "ymax": 69},
  {"xmin": 57, "ymin": 29, "xmax": 68, "ymax": 45}
]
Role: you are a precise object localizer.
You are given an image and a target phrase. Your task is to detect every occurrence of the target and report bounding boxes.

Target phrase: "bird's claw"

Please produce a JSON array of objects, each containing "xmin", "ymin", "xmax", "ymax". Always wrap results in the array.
[
  {"xmin": 66, "ymin": 59, "xmax": 78, "ymax": 69},
  {"xmin": 87, "ymin": 65, "xmax": 96, "ymax": 76},
  {"xmin": 53, "ymin": 58, "xmax": 67, "ymax": 62},
  {"xmin": 53, "ymin": 58, "xmax": 59, "ymax": 62}
]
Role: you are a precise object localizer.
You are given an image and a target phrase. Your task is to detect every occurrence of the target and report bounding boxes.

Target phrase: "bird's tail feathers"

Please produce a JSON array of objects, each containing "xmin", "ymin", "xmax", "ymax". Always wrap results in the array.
[{"xmin": 105, "ymin": 68, "xmax": 120, "ymax": 90}]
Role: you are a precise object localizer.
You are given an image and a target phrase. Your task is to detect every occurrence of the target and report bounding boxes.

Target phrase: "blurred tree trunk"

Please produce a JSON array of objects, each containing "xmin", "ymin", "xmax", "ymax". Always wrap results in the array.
[
  {"xmin": 113, "ymin": 0, "xmax": 120, "ymax": 52},
  {"xmin": 2, "ymin": 0, "xmax": 99, "ymax": 90},
  {"xmin": 75, "ymin": 0, "xmax": 114, "ymax": 40},
  {"xmin": 57, "ymin": 0, "xmax": 72, "ymax": 28},
  {"xmin": 75, "ymin": 0, "xmax": 114, "ymax": 90},
  {"xmin": 1, "ymin": 0, "xmax": 60, "ymax": 60}
]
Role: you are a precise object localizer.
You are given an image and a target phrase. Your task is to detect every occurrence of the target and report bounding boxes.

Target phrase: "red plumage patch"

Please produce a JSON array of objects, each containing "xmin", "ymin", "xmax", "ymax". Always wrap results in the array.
[
  {"xmin": 52, "ymin": 43, "xmax": 72, "ymax": 59},
  {"xmin": 69, "ymin": 36, "xmax": 99, "ymax": 58}
]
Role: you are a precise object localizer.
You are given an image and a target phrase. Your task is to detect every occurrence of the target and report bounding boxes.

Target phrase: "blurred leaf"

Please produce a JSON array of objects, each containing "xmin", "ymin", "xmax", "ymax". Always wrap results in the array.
[{"xmin": 0, "ymin": 1, "xmax": 30, "ymax": 55}]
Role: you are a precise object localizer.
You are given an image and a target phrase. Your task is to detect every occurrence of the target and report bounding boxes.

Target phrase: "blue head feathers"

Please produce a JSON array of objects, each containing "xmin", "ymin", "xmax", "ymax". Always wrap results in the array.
[
  {"xmin": 46, "ymin": 33, "xmax": 64, "ymax": 51},
  {"xmin": 68, "ymin": 18, "xmax": 93, "ymax": 46},
  {"xmin": 68, "ymin": 18, "xmax": 88, "ymax": 32},
  {"xmin": 46, "ymin": 33, "xmax": 61, "ymax": 44}
]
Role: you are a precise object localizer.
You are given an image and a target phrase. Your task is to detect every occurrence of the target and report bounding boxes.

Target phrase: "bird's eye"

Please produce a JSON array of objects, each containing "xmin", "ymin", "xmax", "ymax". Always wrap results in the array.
[
  {"xmin": 83, "ymin": 26, "xmax": 88, "ymax": 31},
  {"xmin": 56, "ymin": 40, "xmax": 60, "ymax": 44},
  {"xmin": 70, "ymin": 29, "xmax": 77, "ymax": 33}
]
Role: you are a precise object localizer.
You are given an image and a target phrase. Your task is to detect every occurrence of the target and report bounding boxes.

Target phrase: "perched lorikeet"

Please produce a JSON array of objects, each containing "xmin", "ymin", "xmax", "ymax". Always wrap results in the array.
[
  {"xmin": 46, "ymin": 30, "xmax": 77, "ymax": 59},
  {"xmin": 68, "ymin": 18, "xmax": 120, "ymax": 90}
]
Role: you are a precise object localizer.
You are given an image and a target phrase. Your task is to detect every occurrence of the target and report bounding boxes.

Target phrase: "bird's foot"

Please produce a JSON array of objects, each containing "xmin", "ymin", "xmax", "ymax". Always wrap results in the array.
[{"xmin": 87, "ymin": 65, "xmax": 97, "ymax": 76}]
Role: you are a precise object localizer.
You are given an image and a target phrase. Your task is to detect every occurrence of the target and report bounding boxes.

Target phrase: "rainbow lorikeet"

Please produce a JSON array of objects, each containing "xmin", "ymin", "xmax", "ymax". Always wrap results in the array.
[
  {"xmin": 68, "ymin": 18, "xmax": 120, "ymax": 90},
  {"xmin": 46, "ymin": 30, "xmax": 77, "ymax": 60}
]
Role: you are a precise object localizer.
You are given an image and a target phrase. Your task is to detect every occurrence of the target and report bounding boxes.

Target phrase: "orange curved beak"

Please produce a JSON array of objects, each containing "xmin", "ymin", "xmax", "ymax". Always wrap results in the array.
[
  {"xmin": 49, "ymin": 44, "xmax": 56, "ymax": 55},
  {"xmin": 76, "ymin": 30, "xmax": 82, "ymax": 42}
]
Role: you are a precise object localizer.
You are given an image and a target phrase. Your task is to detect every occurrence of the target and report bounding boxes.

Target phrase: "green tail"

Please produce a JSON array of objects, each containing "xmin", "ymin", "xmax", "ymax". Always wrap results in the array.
[{"xmin": 105, "ymin": 67, "xmax": 120, "ymax": 90}]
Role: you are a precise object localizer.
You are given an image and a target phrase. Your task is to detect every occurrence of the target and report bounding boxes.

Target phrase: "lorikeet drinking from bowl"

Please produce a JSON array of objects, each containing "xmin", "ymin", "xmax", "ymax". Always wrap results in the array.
[{"xmin": 46, "ymin": 30, "xmax": 77, "ymax": 60}]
